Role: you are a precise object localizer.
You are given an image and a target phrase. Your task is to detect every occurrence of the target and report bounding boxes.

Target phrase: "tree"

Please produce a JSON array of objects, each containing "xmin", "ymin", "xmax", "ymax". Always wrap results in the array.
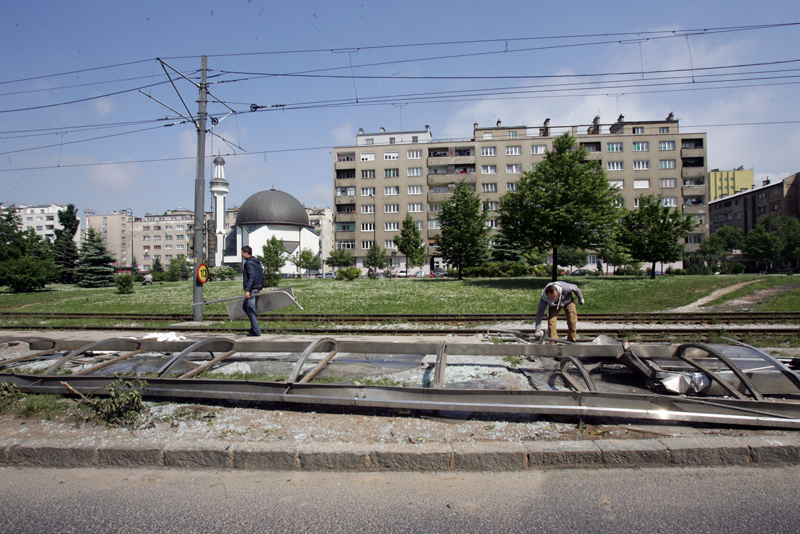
[
  {"xmin": 394, "ymin": 214, "xmax": 427, "ymax": 270},
  {"xmin": 75, "ymin": 228, "xmax": 116, "ymax": 287},
  {"xmin": 289, "ymin": 248, "xmax": 320, "ymax": 277},
  {"xmin": 261, "ymin": 236, "xmax": 287, "ymax": 285},
  {"xmin": 0, "ymin": 205, "xmax": 27, "ymax": 262},
  {"xmin": 617, "ymin": 194, "xmax": 694, "ymax": 279},
  {"xmin": 435, "ymin": 180, "xmax": 490, "ymax": 279},
  {"xmin": 499, "ymin": 133, "xmax": 622, "ymax": 281},
  {"xmin": 598, "ymin": 239, "xmax": 633, "ymax": 274},
  {"xmin": 53, "ymin": 204, "xmax": 80, "ymax": 284},
  {"xmin": 151, "ymin": 257, "xmax": 164, "ymax": 274},
  {"xmin": 743, "ymin": 214, "xmax": 800, "ymax": 272},
  {"xmin": 165, "ymin": 254, "xmax": 191, "ymax": 281},
  {"xmin": 490, "ymin": 227, "xmax": 527, "ymax": 263},
  {"xmin": 364, "ymin": 242, "xmax": 389, "ymax": 275},
  {"xmin": 559, "ymin": 247, "xmax": 589, "ymax": 273},
  {"xmin": 714, "ymin": 225, "xmax": 745, "ymax": 252},
  {"xmin": 326, "ymin": 248, "xmax": 355, "ymax": 272},
  {"xmin": 0, "ymin": 256, "xmax": 60, "ymax": 292}
]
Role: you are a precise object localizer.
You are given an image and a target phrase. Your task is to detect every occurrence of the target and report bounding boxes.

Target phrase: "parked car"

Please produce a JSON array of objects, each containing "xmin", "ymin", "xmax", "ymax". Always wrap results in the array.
[
  {"xmin": 433, "ymin": 268, "xmax": 446, "ymax": 277},
  {"xmin": 397, "ymin": 270, "xmax": 408, "ymax": 278},
  {"xmin": 570, "ymin": 269, "xmax": 589, "ymax": 276},
  {"xmin": 315, "ymin": 272, "xmax": 335, "ymax": 278},
  {"xmin": 414, "ymin": 271, "xmax": 426, "ymax": 278}
]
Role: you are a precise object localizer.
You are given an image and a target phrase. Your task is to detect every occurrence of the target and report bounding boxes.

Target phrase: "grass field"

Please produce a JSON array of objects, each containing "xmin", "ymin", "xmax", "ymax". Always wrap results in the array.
[{"xmin": 1, "ymin": 274, "xmax": 797, "ymax": 318}]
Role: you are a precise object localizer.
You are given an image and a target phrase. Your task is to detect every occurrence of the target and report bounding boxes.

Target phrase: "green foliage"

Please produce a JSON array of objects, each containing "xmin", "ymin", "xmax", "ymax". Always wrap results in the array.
[
  {"xmin": 532, "ymin": 264, "xmax": 552, "ymax": 277},
  {"xmin": 71, "ymin": 378, "xmax": 147, "ymax": 428},
  {"xmin": 617, "ymin": 195, "xmax": 694, "ymax": 279},
  {"xmin": 209, "ymin": 265, "xmax": 236, "ymax": 281},
  {"xmin": 261, "ymin": 236, "xmax": 287, "ymax": 279},
  {"xmin": 289, "ymin": 248, "xmax": 321, "ymax": 277},
  {"xmin": 151, "ymin": 256, "xmax": 164, "ymax": 273},
  {"xmin": 394, "ymin": 213, "xmax": 427, "ymax": 269},
  {"xmin": 743, "ymin": 214, "xmax": 800, "ymax": 271},
  {"xmin": 336, "ymin": 266, "xmax": 363, "ymax": 280},
  {"xmin": 75, "ymin": 228, "xmax": 116, "ymax": 288},
  {"xmin": 326, "ymin": 248, "xmax": 355, "ymax": 270},
  {"xmin": 499, "ymin": 133, "xmax": 622, "ymax": 281},
  {"xmin": 490, "ymin": 228, "xmax": 527, "ymax": 263},
  {"xmin": 462, "ymin": 262, "xmax": 533, "ymax": 278},
  {"xmin": 53, "ymin": 204, "xmax": 80, "ymax": 283},
  {"xmin": 115, "ymin": 273, "xmax": 135, "ymax": 294},
  {"xmin": 364, "ymin": 242, "xmax": 389, "ymax": 271},
  {"xmin": 15, "ymin": 394, "xmax": 72, "ymax": 420},
  {"xmin": 0, "ymin": 255, "xmax": 60, "ymax": 292},
  {"xmin": 0, "ymin": 205, "xmax": 27, "ymax": 263},
  {"xmin": 558, "ymin": 247, "xmax": 589, "ymax": 271},
  {"xmin": 435, "ymin": 180, "xmax": 491, "ymax": 279},
  {"xmin": 0, "ymin": 383, "xmax": 22, "ymax": 413},
  {"xmin": 164, "ymin": 254, "xmax": 191, "ymax": 282}
]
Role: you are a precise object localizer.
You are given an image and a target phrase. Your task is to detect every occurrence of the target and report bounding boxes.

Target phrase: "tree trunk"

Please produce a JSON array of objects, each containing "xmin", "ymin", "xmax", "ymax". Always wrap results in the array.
[
  {"xmin": 551, "ymin": 247, "xmax": 559, "ymax": 282},
  {"xmin": 651, "ymin": 261, "xmax": 656, "ymax": 280}
]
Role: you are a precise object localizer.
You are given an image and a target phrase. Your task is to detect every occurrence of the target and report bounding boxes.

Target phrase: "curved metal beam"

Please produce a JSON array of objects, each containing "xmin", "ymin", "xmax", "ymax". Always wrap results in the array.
[
  {"xmin": 676, "ymin": 343, "xmax": 763, "ymax": 401},
  {"xmin": 559, "ymin": 356, "xmax": 598, "ymax": 392},
  {"xmin": 157, "ymin": 338, "xmax": 235, "ymax": 377},
  {"xmin": 43, "ymin": 338, "xmax": 142, "ymax": 376},
  {"xmin": 286, "ymin": 338, "xmax": 338, "ymax": 384}
]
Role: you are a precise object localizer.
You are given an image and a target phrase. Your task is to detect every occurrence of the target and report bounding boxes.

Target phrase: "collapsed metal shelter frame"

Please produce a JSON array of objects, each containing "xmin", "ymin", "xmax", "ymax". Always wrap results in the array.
[{"xmin": 2, "ymin": 335, "xmax": 800, "ymax": 429}]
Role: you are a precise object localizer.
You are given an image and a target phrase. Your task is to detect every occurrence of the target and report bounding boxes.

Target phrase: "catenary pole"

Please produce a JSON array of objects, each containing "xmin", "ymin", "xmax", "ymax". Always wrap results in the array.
[{"xmin": 192, "ymin": 56, "xmax": 208, "ymax": 321}]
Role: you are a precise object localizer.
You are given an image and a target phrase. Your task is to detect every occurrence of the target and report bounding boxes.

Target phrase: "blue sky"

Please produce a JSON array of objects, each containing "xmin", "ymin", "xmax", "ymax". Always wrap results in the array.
[{"xmin": 1, "ymin": 1, "xmax": 798, "ymax": 220}]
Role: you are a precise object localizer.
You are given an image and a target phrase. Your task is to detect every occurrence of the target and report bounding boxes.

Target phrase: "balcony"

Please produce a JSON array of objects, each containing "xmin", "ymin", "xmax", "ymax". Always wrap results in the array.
[
  {"xmin": 427, "ymin": 229, "xmax": 441, "ymax": 238},
  {"xmin": 334, "ymin": 196, "xmax": 356, "ymax": 205},
  {"xmin": 683, "ymin": 203, "xmax": 706, "ymax": 215},
  {"xmin": 334, "ymin": 160, "xmax": 357, "ymax": 170},
  {"xmin": 334, "ymin": 231, "xmax": 356, "ymax": 240},
  {"xmin": 682, "ymin": 184, "xmax": 706, "ymax": 196},
  {"xmin": 428, "ymin": 192, "xmax": 453, "ymax": 203},
  {"xmin": 428, "ymin": 245, "xmax": 440, "ymax": 255},
  {"xmin": 682, "ymin": 167, "xmax": 705, "ymax": 179},
  {"xmin": 334, "ymin": 212, "xmax": 356, "ymax": 223},
  {"xmin": 681, "ymin": 148, "xmax": 705, "ymax": 159},
  {"xmin": 427, "ymin": 173, "xmax": 476, "ymax": 186}
]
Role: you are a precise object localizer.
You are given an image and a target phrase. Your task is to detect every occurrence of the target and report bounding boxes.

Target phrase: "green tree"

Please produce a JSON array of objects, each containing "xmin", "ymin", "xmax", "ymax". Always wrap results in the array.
[
  {"xmin": 617, "ymin": 195, "xmax": 694, "ymax": 279},
  {"xmin": 715, "ymin": 225, "xmax": 745, "ymax": 251},
  {"xmin": 165, "ymin": 254, "xmax": 191, "ymax": 282},
  {"xmin": 490, "ymin": 227, "xmax": 527, "ymax": 263},
  {"xmin": 499, "ymin": 133, "xmax": 621, "ymax": 281},
  {"xmin": 598, "ymin": 239, "xmax": 633, "ymax": 274},
  {"xmin": 0, "ymin": 205, "xmax": 27, "ymax": 262},
  {"xmin": 364, "ymin": 242, "xmax": 389, "ymax": 275},
  {"xmin": 558, "ymin": 247, "xmax": 589, "ymax": 273},
  {"xmin": 151, "ymin": 257, "xmax": 164, "ymax": 274},
  {"xmin": 435, "ymin": 180, "xmax": 490, "ymax": 280},
  {"xmin": 326, "ymin": 248, "xmax": 355, "ymax": 271},
  {"xmin": 743, "ymin": 214, "xmax": 800, "ymax": 272},
  {"xmin": 261, "ymin": 236, "xmax": 287, "ymax": 285},
  {"xmin": 0, "ymin": 256, "xmax": 60, "ymax": 292},
  {"xmin": 75, "ymin": 228, "xmax": 116, "ymax": 287},
  {"xmin": 289, "ymin": 248, "xmax": 320, "ymax": 277},
  {"xmin": 394, "ymin": 214, "xmax": 427, "ymax": 270},
  {"xmin": 53, "ymin": 204, "xmax": 80, "ymax": 284}
]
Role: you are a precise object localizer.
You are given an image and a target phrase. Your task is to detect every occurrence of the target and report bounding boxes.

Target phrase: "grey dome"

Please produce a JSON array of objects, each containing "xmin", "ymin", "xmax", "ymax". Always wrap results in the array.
[
  {"xmin": 213, "ymin": 156, "xmax": 226, "ymax": 165},
  {"xmin": 236, "ymin": 189, "xmax": 309, "ymax": 227}
]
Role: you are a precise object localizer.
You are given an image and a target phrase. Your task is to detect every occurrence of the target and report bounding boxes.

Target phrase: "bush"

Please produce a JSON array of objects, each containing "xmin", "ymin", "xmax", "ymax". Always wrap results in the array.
[
  {"xmin": 115, "ymin": 274, "xmax": 135, "ymax": 294},
  {"xmin": 728, "ymin": 262, "xmax": 746, "ymax": 274},
  {"xmin": 0, "ymin": 256, "xmax": 60, "ymax": 292},
  {"xmin": 665, "ymin": 267, "xmax": 688, "ymax": 276},
  {"xmin": 531, "ymin": 264, "xmax": 551, "ymax": 277},
  {"xmin": 615, "ymin": 264, "xmax": 644, "ymax": 276},
  {"xmin": 133, "ymin": 272, "xmax": 145, "ymax": 283},
  {"xmin": 336, "ymin": 267, "xmax": 362, "ymax": 281},
  {"xmin": 264, "ymin": 272, "xmax": 282, "ymax": 288},
  {"xmin": 209, "ymin": 265, "xmax": 236, "ymax": 281},
  {"xmin": 462, "ymin": 262, "xmax": 533, "ymax": 278}
]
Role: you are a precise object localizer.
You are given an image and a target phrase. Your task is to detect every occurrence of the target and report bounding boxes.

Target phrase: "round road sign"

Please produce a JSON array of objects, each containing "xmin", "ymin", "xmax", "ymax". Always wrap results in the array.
[{"xmin": 197, "ymin": 263, "xmax": 209, "ymax": 284}]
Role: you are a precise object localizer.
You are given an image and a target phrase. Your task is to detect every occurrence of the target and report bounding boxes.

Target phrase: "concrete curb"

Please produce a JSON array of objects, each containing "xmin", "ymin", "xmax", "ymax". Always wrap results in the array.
[{"xmin": 2, "ymin": 435, "xmax": 800, "ymax": 471}]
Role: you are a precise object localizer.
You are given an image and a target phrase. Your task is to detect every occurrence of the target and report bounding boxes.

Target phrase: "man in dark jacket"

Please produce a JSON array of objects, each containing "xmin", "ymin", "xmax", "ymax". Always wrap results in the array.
[
  {"xmin": 241, "ymin": 246, "xmax": 264, "ymax": 336},
  {"xmin": 533, "ymin": 281, "xmax": 584, "ymax": 342}
]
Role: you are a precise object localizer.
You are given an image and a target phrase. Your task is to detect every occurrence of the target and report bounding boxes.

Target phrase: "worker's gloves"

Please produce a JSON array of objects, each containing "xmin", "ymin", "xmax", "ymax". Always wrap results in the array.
[
  {"xmin": 533, "ymin": 330, "xmax": 544, "ymax": 341},
  {"xmin": 579, "ymin": 298, "xmax": 585, "ymax": 306}
]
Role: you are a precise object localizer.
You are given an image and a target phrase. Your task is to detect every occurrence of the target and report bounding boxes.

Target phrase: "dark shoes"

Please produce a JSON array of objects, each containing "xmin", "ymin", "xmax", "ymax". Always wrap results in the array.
[{"xmin": 246, "ymin": 331, "xmax": 261, "ymax": 337}]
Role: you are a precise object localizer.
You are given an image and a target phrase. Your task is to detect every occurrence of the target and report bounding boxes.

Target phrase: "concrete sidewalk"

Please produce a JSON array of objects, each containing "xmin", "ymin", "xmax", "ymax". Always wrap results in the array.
[{"xmin": 2, "ymin": 434, "xmax": 800, "ymax": 471}]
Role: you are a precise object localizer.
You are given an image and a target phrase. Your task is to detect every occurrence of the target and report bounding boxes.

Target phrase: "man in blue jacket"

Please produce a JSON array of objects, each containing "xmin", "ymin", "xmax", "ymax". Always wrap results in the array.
[
  {"xmin": 533, "ymin": 281, "xmax": 584, "ymax": 342},
  {"xmin": 241, "ymin": 246, "xmax": 264, "ymax": 337}
]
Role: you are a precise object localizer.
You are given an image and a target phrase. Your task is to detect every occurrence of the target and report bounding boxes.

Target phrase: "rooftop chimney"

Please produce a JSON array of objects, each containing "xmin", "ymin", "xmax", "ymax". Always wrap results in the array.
[
  {"xmin": 496, "ymin": 119, "xmax": 501, "ymax": 127},
  {"xmin": 666, "ymin": 112, "xmax": 675, "ymax": 121},
  {"xmin": 358, "ymin": 128, "xmax": 364, "ymax": 134},
  {"xmin": 380, "ymin": 127, "xmax": 385, "ymax": 132}
]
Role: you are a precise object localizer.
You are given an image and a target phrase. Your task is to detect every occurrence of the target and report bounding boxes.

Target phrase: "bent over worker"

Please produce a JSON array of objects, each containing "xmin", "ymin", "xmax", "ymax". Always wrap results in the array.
[{"xmin": 533, "ymin": 281, "xmax": 584, "ymax": 342}]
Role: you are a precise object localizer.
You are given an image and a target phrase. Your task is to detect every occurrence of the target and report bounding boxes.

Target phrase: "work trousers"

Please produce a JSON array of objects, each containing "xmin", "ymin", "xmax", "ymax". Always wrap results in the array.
[{"xmin": 547, "ymin": 301, "xmax": 578, "ymax": 342}]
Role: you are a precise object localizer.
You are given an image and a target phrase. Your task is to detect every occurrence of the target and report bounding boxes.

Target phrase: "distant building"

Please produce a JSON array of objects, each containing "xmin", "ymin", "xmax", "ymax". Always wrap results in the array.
[
  {"xmin": 306, "ymin": 207, "xmax": 334, "ymax": 270},
  {"xmin": 7, "ymin": 203, "xmax": 74, "ymax": 243},
  {"xmin": 709, "ymin": 167, "xmax": 754, "ymax": 202},
  {"xmin": 708, "ymin": 173, "xmax": 799, "ymax": 235}
]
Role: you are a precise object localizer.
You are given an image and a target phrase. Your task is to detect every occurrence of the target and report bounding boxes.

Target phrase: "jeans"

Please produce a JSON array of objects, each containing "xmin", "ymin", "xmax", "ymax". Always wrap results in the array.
[{"xmin": 243, "ymin": 288, "xmax": 261, "ymax": 334}]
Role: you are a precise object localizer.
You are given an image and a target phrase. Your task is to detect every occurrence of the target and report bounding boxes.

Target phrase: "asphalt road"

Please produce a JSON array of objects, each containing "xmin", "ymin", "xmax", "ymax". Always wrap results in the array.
[{"xmin": 2, "ymin": 466, "xmax": 799, "ymax": 533}]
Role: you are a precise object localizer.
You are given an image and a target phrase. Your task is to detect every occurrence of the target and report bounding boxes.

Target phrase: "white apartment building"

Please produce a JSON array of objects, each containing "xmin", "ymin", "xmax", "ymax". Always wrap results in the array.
[
  {"xmin": 11, "ymin": 203, "xmax": 74, "ymax": 242},
  {"xmin": 333, "ymin": 115, "xmax": 708, "ymax": 271}
]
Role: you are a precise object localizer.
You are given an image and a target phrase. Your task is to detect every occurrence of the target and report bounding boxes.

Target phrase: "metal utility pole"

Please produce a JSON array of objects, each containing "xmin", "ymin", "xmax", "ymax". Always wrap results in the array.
[{"xmin": 192, "ymin": 56, "xmax": 208, "ymax": 321}]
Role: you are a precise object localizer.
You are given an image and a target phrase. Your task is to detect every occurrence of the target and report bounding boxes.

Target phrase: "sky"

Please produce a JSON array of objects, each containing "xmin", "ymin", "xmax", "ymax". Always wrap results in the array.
[{"xmin": 1, "ymin": 1, "xmax": 799, "ymax": 223}]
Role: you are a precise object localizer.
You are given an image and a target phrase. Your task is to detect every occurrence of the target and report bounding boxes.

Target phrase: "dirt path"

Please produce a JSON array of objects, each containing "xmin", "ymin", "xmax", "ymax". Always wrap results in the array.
[
  {"xmin": 665, "ymin": 279, "xmax": 764, "ymax": 312},
  {"xmin": 667, "ymin": 279, "xmax": 800, "ymax": 313}
]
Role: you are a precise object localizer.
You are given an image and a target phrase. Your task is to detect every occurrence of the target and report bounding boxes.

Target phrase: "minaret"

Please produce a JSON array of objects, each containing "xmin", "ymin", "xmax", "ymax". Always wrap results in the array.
[{"xmin": 209, "ymin": 156, "xmax": 229, "ymax": 266}]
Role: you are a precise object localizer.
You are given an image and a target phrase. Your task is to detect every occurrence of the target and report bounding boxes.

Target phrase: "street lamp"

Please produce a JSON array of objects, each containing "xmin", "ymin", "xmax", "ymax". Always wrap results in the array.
[{"xmin": 120, "ymin": 208, "xmax": 134, "ymax": 273}]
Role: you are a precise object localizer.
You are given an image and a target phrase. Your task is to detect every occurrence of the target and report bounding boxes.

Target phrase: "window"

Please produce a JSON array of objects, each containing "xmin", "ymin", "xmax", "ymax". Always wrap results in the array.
[
  {"xmin": 165, "ymin": 255, "xmax": 173, "ymax": 260},
  {"xmin": 361, "ymin": 241, "xmax": 374, "ymax": 249},
  {"xmin": 153, "ymin": 226, "xmax": 161, "ymax": 231},
  {"xmin": 407, "ymin": 150, "xmax": 422, "ymax": 159},
  {"xmin": 415, "ymin": 221, "xmax": 423, "ymax": 231},
  {"xmin": 481, "ymin": 147, "xmax": 496, "ymax": 156},
  {"xmin": 176, "ymin": 235, "xmax": 184, "ymax": 240},
  {"xmin": 634, "ymin": 179, "xmax": 650, "ymax": 189},
  {"xmin": 508, "ymin": 131, "xmax": 517, "ymax": 138},
  {"xmin": 154, "ymin": 245, "xmax": 161, "ymax": 250},
  {"xmin": 607, "ymin": 142, "xmax": 623, "ymax": 152},
  {"xmin": 177, "ymin": 244, "xmax": 184, "ymax": 250},
  {"xmin": 176, "ymin": 225, "xmax": 184, "ymax": 230},
  {"xmin": 487, "ymin": 201, "xmax": 499, "ymax": 211},
  {"xmin": 336, "ymin": 186, "xmax": 355, "ymax": 196},
  {"xmin": 384, "ymin": 186, "xmax": 399, "ymax": 196},
  {"xmin": 482, "ymin": 183, "xmax": 498, "ymax": 193},
  {"xmin": 609, "ymin": 180, "xmax": 624, "ymax": 189},
  {"xmin": 385, "ymin": 169, "xmax": 399, "ymax": 178},
  {"xmin": 506, "ymin": 164, "xmax": 522, "ymax": 173},
  {"xmin": 408, "ymin": 185, "xmax": 423, "ymax": 195},
  {"xmin": 634, "ymin": 198, "xmax": 640, "ymax": 208},
  {"xmin": 633, "ymin": 160, "xmax": 650, "ymax": 170},
  {"xmin": 385, "ymin": 222, "xmax": 399, "ymax": 231},
  {"xmin": 686, "ymin": 235, "xmax": 702, "ymax": 244},
  {"xmin": 361, "ymin": 187, "xmax": 375, "ymax": 196},
  {"xmin": 660, "ymin": 127, "xmax": 670, "ymax": 133},
  {"xmin": 361, "ymin": 153, "xmax": 375, "ymax": 161},
  {"xmin": 336, "ymin": 223, "xmax": 355, "ymax": 232},
  {"xmin": 385, "ymin": 241, "xmax": 398, "ymax": 250},
  {"xmin": 659, "ymin": 141, "xmax": 675, "ymax": 151},
  {"xmin": 361, "ymin": 169, "xmax": 375, "ymax": 179},
  {"xmin": 165, "ymin": 235, "xmax": 173, "ymax": 240},
  {"xmin": 337, "ymin": 241, "xmax": 356, "ymax": 249},
  {"xmin": 483, "ymin": 133, "xmax": 493, "ymax": 139},
  {"xmin": 154, "ymin": 235, "xmax": 161, "ymax": 241},
  {"xmin": 531, "ymin": 145, "xmax": 546, "ymax": 154},
  {"xmin": 412, "ymin": 136, "xmax": 418, "ymax": 143},
  {"xmin": 661, "ymin": 197, "xmax": 678, "ymax": 207},
  {"xmin": 429, "ymin": 220, "xmax": 441, "ymax": 230},
  {"xmin": 365, "ymin": 138, "xmax": 374, "ymax": 145},
  {"xmin": 430, "ymin": 203, "xmax": 442, "ymax": 212},
  {"xmin": 506, "ymin": 183, "xmax": 516, "ymax": 192},
  {"xmin": 385, "ymin": 204, "xmax": 400, "ymax": 213},
  {"xmin": 506, "ymin": 146, "xmax": 521, "ymax": 156},
  {"xmin": 384, "ymin": 151, "xmax": 399, "ymax": 160},
  {"xmin": 633, "ymin": 127, "xmax": 645, "ymax": 134},
  {"xmin": 632, "ymin": 142, "xmax": 649, "ymax": 151},
  {"xmin": 143, "ymin": 235, "xmax": 151, "ymax": 241},
  {"xmin": 389, "ymin": 137, "xmax": 395, "ymax": 144},
  {"xmin": 607, "ymin": 161, "xmax": 624, "ymax": 171},
  {"xmin": 614, "ymin": 198, "xmax": 625, "ymax": 208},
  {"xmin": 165, "ymin": 245, "xmax": 173, "ymax": 250},
  {"xmin": 659, "ymin": 159, "xmax": 676, "ymax": 169},
  {"xmin": 361, "ymin": 204, "xmax": 375, "ymax": 214},
  {"xmin": 430, "ymin": 186, "xmax": 449, "ymax": 193},
  {"xmin": 481, "ymin": 165, "xmax": 497, "ymax": 174},
  {"xmin": 488, "ymin": 219, "xmax": 498, "ymax": 228},
  {"xmin": 408, "ymin": 203, "xmax": 423, "ymax": 213},
  {"xmin": 407, "ymin": 167, "xmax": 423, "ymax": 177},
  {"xmin": 660, "ymin": 178, "xmax": 677, "ymax": 188}
]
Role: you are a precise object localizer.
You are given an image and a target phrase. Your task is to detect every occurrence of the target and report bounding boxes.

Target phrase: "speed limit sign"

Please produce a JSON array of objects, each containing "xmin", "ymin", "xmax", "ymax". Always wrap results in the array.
[{"xmin": 197, "ymin": 263, "xmax": 209, "ymax": 284}]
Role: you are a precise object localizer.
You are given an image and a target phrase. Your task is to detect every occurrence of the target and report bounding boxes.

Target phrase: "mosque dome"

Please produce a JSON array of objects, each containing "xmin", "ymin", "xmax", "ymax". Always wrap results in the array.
[{"xmin": 235, "ymin": 189, "xmax": 309, "ymax": 227}]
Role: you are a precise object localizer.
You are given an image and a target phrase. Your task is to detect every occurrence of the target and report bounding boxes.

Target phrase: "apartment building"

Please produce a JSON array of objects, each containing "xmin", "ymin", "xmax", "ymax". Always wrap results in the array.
[
  {"xmin": 11, "ymin": 203, "xmax": 71, "ymax": 242},
  {"xmin": 708, "ymin": 173, "xmax": 799, "ymax": 235},
  {"xmin": 333, "ymin": 115, "xmax": 709, "ymax": 270},
  {"xmin": 306, "ymin": 207, "xmax": 334, "ymax": 266},
  {"xmin": 709, "ymin": 166, "xmax": 754, "ymax": 202},
  {"xmin": 85, "ymin": 211, "xmax": 135, "ymax": 268}
]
